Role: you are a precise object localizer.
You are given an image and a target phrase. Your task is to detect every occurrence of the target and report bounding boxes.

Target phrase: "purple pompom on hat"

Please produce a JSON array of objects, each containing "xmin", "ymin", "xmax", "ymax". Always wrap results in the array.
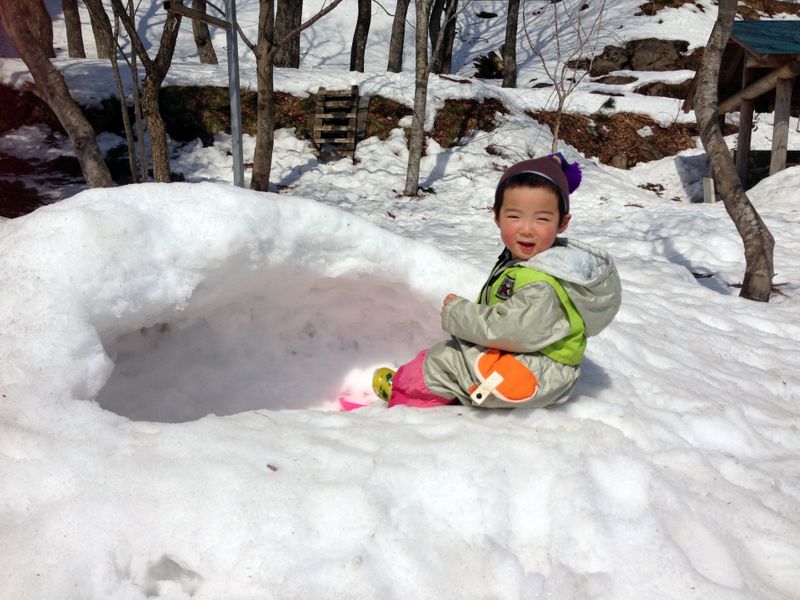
[{"xmin": 494, "ymin": 153, "xmax": 582, "ymax": 215}]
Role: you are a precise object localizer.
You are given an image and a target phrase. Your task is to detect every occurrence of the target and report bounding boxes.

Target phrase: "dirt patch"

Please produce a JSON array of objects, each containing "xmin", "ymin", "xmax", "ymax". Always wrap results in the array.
[
  {"xmin": 159, "ymin": 86, "xmax": 317, "ymax": 145},
  {"xmin": 364, "ymin": 96, "xmax": 412, "ymax": 140},
  {"xmin": 637, "ymin": 0, "xmax": 800, "ymax": 17},
  {"xmin": 635, "ymin": 0, "xmax": 701, "ymax": 16},
  {"xmin": 737, "ymin": 0, "xmax": 800, "ymax": 18},
  {"xmin": 0, "ymin": 179, "xmax": 48, "ymax": 217},
  {"xmin": 431, "ymin": 98, "xmax": 507, "ymax": 147},
  {"xmin": 529, "ymin": 110, "xmax": 716, "ymax": 168},
  {"xmin": 0, "ymin": 84, "xmax": 63, "ymax": 135}
]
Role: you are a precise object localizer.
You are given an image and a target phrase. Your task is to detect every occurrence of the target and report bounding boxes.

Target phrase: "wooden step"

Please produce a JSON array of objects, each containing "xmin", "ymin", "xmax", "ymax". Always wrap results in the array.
[{"xmin": 313, "ymin": 85, "xmax": 362, "ymax": 161}]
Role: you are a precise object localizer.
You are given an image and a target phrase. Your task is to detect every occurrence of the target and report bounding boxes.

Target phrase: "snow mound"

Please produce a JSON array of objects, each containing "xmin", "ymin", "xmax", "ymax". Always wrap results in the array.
[{"xmin": 0, "ymin": 183, "xmax": 480, "ymax": 421}]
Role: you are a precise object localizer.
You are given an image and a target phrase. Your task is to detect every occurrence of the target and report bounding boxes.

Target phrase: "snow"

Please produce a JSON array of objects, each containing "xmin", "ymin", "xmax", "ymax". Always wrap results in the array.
[{"xmin": 2, "ymin": 1, "xmax": 800, "ymax": 599}]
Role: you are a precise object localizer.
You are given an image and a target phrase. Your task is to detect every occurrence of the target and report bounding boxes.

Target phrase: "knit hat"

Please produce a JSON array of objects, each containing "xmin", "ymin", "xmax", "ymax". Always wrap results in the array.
[{"xmin": 494, "ymin": 153, "xmax": 582, "ymax": 215}]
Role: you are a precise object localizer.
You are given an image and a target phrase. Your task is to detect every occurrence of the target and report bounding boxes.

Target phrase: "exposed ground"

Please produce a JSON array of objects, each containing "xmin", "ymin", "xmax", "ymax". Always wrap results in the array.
[{"xmin": 0, "ymin": 85, "xmax": 726, "ymax": 218}]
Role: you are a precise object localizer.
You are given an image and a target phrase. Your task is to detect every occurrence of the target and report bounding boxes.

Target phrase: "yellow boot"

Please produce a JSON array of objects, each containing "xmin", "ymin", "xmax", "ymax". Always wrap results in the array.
[{"xmin": 372, "ymin": 367, "xmax": 396, "ymax": 402}]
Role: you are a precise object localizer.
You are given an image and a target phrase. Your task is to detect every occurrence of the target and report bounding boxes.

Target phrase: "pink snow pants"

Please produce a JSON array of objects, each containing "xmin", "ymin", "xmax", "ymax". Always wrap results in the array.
[{"xmin": 388, "ymin": 350, "xmax": 455, "ymax": 408}]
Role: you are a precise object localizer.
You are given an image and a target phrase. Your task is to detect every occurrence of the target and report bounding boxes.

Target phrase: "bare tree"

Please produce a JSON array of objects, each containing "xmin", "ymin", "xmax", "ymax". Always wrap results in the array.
[
  {"xmin": 403, "ymin": 0, "xmax": 432, "ymax": 195},
  {"xmin": 403, "ymin": 0, "xmax": 463, "ymax": 195},
  {"xmin": 110, "ymin": 0, "xmax": 183, "ymax": 182},
  {"xmin": 524, "ymin": 0, "xmax": 608, "ymax": 152},
  {"xmin": 387, "ymin": 0, "xmax": 410, "ymax": 72},
  {"xmin": 245, "ymin": 0, "xmax": 344, "ymax": 191},
  {"xmin": 85, "ymin": 0, "xmax": 147, "ymax": 181},
  {"xmin": 502, "ymin": 0, "xmax": 521, "ymax": 88},
  {"xmin": 0, "ymin": 0, "xmax": 111, "ymax": 186},
  {"xmin": 63, "ymin": 0, "xmax": 86, "ymax": 58},
  {"xmin": 274, "ymin": 0, "xmax": 302, "ymax": 68},
  {"xmin": 694, "ymin": 0, "xmax": 774, "ymax": 302},
  {"xmin": 429, "ymin": 0, "xmax": 457, "ymax": 74},
  {"xmin": 86, "ymin": 0, "xmax": 113, "ymax": 58},
  {"xmin": 109, "ymin": 10, "xmax": 141, "ymax": 182},
  {"xmin": 20, "ymin": 0, "xmax": 55, "ymax": 57},
  {"xmin": 191, "ymin": 0, "xmax": 218, "ymax": 64},
  {"xmin": 350, "ymin": 0, "xmax": 371, "ymax": 72}
]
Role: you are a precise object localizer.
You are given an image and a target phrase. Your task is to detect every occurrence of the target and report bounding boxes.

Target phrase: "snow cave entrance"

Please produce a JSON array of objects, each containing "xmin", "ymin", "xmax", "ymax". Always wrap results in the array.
[{"xmin": 95, "ymin": 263, "xmax": 436, "ymax": 422}]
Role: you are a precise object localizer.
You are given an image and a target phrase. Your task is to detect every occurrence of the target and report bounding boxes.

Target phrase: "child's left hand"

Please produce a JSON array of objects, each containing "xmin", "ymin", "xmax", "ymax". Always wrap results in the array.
[{"xmin": 442, "ymin": 294, "xmax": 458, "ymax": 317}]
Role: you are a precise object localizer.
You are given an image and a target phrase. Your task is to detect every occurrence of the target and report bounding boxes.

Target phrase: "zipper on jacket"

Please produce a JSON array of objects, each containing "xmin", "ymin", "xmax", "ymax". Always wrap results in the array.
[{"xmin": 478, "ymin": 249, "xmax": 515, "ymax": 304}]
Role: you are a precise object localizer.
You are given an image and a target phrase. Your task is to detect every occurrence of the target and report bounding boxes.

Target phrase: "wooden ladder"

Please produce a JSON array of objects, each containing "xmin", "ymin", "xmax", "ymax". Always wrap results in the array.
[{"xmin": 312, "ymin": 86, "xmax": 368, "ymax": 161}]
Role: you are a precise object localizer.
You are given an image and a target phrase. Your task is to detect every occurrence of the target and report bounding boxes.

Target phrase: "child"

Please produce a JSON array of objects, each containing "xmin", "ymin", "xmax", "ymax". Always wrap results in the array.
[{"xmin": 374, "ymin": 153, "xmax": 622, "ymax": 409}]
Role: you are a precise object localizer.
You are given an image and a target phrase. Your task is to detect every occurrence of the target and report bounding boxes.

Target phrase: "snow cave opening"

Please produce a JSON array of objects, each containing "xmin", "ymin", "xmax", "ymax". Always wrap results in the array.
[{"xmin": 95, "ymin": 263, "xmax": 438, "ymax": 422}]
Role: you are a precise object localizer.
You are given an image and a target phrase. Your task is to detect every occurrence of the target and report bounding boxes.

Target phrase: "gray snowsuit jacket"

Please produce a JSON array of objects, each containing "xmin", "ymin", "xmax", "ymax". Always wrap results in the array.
[{"xmin": 422, "ymin": 238, "xmax": 622, "ymax": 408}]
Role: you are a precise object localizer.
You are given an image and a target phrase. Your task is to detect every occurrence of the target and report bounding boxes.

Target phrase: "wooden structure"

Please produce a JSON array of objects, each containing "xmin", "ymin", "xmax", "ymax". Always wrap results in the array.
[
  {"xmin": 683, "ymin": 21, "xmax": 800, "ymax": 187},
  {"xmin": 312, "ymin": 86, "xmax": 368, "ymax": 161}
]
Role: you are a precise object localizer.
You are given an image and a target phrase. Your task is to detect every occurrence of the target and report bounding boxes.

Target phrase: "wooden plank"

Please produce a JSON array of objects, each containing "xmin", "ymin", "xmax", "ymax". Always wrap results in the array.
[
  {"xmin": 318, "ymin": 92, "xmax": 357, "ymax": 98},
  {"xmin": 314, "ymin": 138, "xmax": 356, "ymax": 146},
  {"xmin": 719, "ymin": 59, "xmax": 800, "ymax": 113},
  {"xmin": 314, "ymin": 117, "xmax": 356, "ymax": 125},
  {"xmin": 319, "ymin": 101, "xmax": 355, "ymax": 110},
  {"xmin": 316, "ymin": 124, "xmax": 355, "ymax": 131},
  {"xmin": 770, "ymin": 77, "xmax": 793, "ymax": 174},
  {"xmin": 313, "ymin": 86, "xmax": 359, "ymax": 160},
  {"xmin": 314, "ymin": 131, "xmax": 356, "ymax": 144},
  {"xmin": 314, "ymin": 130, "xmax": 356, "ymax": 138},
  {"xmin": 314, "ymin": 113, "xmax": 357, "ymax": 121}
]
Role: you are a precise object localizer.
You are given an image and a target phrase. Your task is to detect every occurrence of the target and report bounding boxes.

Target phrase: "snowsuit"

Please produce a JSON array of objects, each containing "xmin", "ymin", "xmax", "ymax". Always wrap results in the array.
[{"xmin": 389, "ymin": 238, "xmax": 621, "ymax": 409}]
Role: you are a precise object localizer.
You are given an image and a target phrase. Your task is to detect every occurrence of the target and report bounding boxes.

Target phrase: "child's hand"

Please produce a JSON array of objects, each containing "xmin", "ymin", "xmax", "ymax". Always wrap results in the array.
[{"xmin": 442, "ymin": 294, "xmax": 458, "ymax": 317}]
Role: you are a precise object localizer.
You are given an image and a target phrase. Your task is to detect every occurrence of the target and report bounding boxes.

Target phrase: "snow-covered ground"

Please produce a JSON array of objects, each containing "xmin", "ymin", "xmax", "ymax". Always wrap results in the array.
[{"xmin": 2, "ymin": 2, "xmax": 800, "ymax": 599}]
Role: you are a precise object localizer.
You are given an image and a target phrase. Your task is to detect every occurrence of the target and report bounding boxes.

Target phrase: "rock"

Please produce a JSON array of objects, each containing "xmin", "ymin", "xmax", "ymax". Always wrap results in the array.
[
  {"xmin": 595, "ymin": 75, "xmax": 638, "ymax": 85},
  {"xmin": 635, "ymin": 80, "xmax": 693, "ymax": 99},
  {"xmin": 574, "ymin": 39, "xmax": 700, "ymax": 77},
  {"xmin": 589, "ymin": 45, "xmax": 630, "ymax": 75},
  {"xmin": 610, "ymin": 152, "xmax": 629, "ymax": 169},
  {"xmin": 473, "ymin": 51, "xmax": 504, "ymax": 79},
  {"xmin": 629, "ymin": 38, "xmax": 686, "ymax": 71}
]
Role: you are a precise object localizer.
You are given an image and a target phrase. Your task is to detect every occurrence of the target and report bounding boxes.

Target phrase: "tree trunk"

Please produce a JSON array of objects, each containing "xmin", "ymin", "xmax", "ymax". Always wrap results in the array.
[
  {"xmin": 694, "ymin": 0, "xmax": 775, "ymax": 301},
  {"xmin": 437, "ymin": 0, "xmax": 458, "ymax": 74},
  {"xmin": 63, "ymin": 0, "xmax": 85, "ymax": 58},
  {"xmin": 0, "ymin": 0, "xmax": 111, "ymax": 186},
  {"xmin": 108, "ymin": 16, "xmax": 138, "ymax": 181},
  {"xmin": 250, "ymin": 0, "xmax": 343, "ymax": 190},
  {"xmin": 110, "ymin": 0, "xmax": 182, "ymax": 182},
  {"xmin": 128, "ymin": 0, "xmax": 148, "ymax": 182},
  {"xmin": 350, "ymin": 0, "xmax": 371, "ymax": 72},
  {"xmin": 191, "ymin": 0, "xmax": 218, "ymax": 64},
  {"xmin": 274, "ymin": 0, "xmax": 301, "ymax": 68},
  {"xmin": 502, "ymin": 0, "xmax": 520, "ymax": 88},
  {"xmin": 251, "ymin": 0, "xmax": 276, "ymax": 191},
  {"xmin": 140, "ymin": 79, "xmax": 172, "ymax": 182},
  {"xmin": 22, "ymin": 0, "xmax": 55, "ymax": 57},
  {"xmin": 404, "ymin": 0, "xmax": 432, "ymax": 196},
  {"xmin": 85, "ymin": 0, "xmax": 113, "ymax": 58},
  {"xmin": 387, "ymin": 0, "xmax": 410, "ymax": 72},
  {"xmin": 428, "ymin": 0, "xmax": 444, "ymax": 51}
]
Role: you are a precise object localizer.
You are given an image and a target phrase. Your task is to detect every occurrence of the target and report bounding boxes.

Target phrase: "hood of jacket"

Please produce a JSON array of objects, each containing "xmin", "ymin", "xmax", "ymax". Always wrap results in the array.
[{"xmin": 522, "ymin": 238, "xmax": 621, "ymax": 337}]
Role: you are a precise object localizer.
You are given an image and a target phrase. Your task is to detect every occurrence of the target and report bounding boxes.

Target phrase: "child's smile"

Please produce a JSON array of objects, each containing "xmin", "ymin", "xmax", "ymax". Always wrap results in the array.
[{"xmin": 495, "ymin": 186, "xmax": 570, "ymax": 260}]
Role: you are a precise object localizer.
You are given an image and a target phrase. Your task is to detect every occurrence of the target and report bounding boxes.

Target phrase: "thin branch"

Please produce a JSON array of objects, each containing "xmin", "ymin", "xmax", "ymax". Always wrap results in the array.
[
  {"xmin": 203, "ymin": 0, "xmax": 255, "ymax": 50},
  {"xmin": 109, "ymin": 0, "xmax": 154, "ymax": 71}
]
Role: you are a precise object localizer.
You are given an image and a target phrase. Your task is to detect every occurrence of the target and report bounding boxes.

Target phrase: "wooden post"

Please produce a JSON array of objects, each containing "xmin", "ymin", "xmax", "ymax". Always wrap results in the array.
[
  {"xmin": 703, "ymin": 176, "xmax": 716, "ymax": 203},
  {"xmin": 770, "ymin": 76, "xmax": 793, "ymax": 175},
  {"xmin": 736, "ymin": 67, "xmax": 755, "ymax": 187}
]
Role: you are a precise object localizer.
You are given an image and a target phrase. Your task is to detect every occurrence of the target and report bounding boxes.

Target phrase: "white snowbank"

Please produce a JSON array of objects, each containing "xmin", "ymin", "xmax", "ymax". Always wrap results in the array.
[{"xmin": 2, "ymin": 180, "xmax": 800, "ymax": 599}]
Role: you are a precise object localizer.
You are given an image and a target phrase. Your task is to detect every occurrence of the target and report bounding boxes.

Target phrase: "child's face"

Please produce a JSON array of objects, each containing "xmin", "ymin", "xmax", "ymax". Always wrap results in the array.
[{"xmin": 495, "ymin": 186, "xmax": 570, "ymax": 260}]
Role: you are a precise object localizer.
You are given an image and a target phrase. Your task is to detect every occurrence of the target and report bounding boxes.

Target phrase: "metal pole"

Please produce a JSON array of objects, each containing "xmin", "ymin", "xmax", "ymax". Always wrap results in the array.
[{"xmin": 224, "ymin": 0, "xmax": 244, "ymax": 187}]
